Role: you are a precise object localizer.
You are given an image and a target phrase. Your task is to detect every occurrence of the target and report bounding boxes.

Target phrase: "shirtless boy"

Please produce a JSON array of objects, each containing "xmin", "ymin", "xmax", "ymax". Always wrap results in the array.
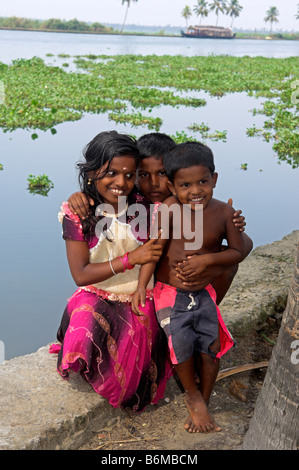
[{"xmin": 132, "ymin": 141, "xmax": 247, "ymax": 433}]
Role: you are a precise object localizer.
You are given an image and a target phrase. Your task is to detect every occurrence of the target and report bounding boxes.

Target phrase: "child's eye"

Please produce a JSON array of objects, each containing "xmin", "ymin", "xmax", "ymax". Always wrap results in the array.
[
  {"xmin": 159, "ymin": 171, "xmax": 167, "ymax": 176},
  {"xmin": 139, "ymin": 172, "xmax": 148, "ymax": 178},
  {"xmin": 181, "ymin": 183, "xmax": 189, "ymax": 188},
  {"xmin": 107, "ymin": 171, "xmax": 115, "ymax": 177},
  {"xmin": 126, "ymin": 173, "xmax": 134, "ymax": 179},
  {"xmin": 200, "ymin": 179, "xmax": 208, "ymax": 184}
]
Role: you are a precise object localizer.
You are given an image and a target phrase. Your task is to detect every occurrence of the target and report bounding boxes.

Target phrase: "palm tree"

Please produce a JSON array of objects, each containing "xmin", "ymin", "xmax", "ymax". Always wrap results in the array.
[
  {"xmin": 193, "ymin": 0, "xmax": 209, "ymax": 25},
  {"xmin": 242, "ymin": 244, "xmax": 299, "ymax": 450},
  {"xmin": 209, "ymin": 0, "xmax": 227, "ymax": 26},
  {"xmin": 225, "ymin": 0, "xmax": 243, "ymax": 28},
  {"xmin": 181, "ymin": 5, "xmax": 192, "ymax": 28},
  {"xmin": 296, "ymin": 4, "xmax": 299, "ymax": 20},
  {"xmin": 120, "ymin": 0, "xmax": 138, "ymax": 33},
  {"xmin": 264, "ymin": 6, "xmax": 279, "ymax": 33}
]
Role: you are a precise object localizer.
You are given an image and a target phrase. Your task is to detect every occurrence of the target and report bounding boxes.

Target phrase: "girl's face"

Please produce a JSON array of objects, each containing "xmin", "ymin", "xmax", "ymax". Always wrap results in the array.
[
  {"xmin": 93, "ymin": 156, "xmax": 137, "ymax": 210},
  {"xmin": 137, "ymin": 157, "xmax": 171, "ymax": 203}
]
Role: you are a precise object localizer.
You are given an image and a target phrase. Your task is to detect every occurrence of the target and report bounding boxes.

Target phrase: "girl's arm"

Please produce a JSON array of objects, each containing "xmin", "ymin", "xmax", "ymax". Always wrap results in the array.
[{"xmin": 65, "ymin": 233, "xmax": 163, "ymax": 287}]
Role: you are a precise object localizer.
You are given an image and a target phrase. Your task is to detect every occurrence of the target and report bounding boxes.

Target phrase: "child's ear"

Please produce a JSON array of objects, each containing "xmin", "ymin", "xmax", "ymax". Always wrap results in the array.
[
  {"xmin": 212, "ymin": 172, "xmax": 218, "ymax": 188},
  {"xmin": 167, "ymin": 180, "xmax": 176, "ymax": 196}
]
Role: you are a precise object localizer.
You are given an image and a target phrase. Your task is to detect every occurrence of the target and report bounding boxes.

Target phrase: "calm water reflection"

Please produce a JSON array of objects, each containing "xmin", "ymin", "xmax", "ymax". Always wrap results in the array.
[{"xmin": 1, "ymin": 29, "xmax": 298, "ymax": 63}]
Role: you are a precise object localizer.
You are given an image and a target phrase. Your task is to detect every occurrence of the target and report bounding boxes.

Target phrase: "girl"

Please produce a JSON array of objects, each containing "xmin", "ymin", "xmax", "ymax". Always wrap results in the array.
[{"xmin": 51, "ymin": 131, "xmax": 171, "ymax": 411}]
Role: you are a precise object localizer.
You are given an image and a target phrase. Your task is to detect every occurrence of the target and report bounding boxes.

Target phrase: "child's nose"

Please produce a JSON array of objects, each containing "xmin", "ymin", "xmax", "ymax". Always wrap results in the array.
[
  {"xmin": 115, "ymin": 174, "xmax": 126, "ymax": 187},
  {"xmin": 191, "ymin": 183, "xmax": 201, "ymax": 194},
  {"xmin": 150, "ymin": 175, "xmax": 159, "ymax": 188}
]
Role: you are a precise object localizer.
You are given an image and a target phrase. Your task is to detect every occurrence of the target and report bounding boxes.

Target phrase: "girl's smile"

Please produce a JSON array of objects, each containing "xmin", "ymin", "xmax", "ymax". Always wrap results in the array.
[{"xmin": 94, "ymin": 156, "xmax": 137, "ymax": 210}]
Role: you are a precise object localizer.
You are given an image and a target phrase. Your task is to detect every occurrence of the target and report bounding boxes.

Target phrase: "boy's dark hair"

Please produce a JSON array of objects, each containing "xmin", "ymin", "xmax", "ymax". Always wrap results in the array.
[
  {"xmin": 163, "ymin": 141, "xmax": 215, "ymax": 182},
  {"xmin": 137, "ymin": 133, "xmax": 176, "ymax": 160}
]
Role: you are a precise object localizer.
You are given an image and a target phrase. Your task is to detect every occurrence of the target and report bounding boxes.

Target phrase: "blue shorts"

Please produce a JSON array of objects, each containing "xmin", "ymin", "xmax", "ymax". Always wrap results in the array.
[{"xmin": 153, "ymin": 281, "xmax": 234, "ymax": 364}]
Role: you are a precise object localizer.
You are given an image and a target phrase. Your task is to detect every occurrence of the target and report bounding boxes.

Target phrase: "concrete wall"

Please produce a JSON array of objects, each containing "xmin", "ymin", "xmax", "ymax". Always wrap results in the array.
[{"xmin": 0, "ymin": 231, "xmax": 298, "ymax": 450}]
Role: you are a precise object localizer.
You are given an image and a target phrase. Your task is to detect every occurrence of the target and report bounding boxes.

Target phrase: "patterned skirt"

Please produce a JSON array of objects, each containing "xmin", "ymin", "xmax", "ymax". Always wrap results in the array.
[{"xmin": 50, "ymin": 287, "xmax": 172, "ymax": 411}]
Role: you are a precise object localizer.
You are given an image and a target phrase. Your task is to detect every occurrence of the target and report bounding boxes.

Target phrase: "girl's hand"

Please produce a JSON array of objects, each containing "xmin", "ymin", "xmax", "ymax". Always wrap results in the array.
[
  {"xmin": 128, "ymin": 230, "xmax": 163, "ymax": 266},
  {"xmin": 227, "ymin": 198, "xmax": 246, "ymax": 232},
  {"xmin": 131, "ymin": 288, "xmax": 146, "ymax": 316},
  {"xmin": 68, "ymin": 192, "xmax": 94, "ymax": 219}
]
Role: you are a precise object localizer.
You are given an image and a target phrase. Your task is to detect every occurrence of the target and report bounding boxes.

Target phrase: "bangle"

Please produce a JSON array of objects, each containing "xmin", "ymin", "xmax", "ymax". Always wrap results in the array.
[
  {"xmin": 118, "ymin": 252, "xmax": 134, "ymax": 272},
  {"xmin": 109, "ymin": 257, "xmax": 117, "ymax": 276}
]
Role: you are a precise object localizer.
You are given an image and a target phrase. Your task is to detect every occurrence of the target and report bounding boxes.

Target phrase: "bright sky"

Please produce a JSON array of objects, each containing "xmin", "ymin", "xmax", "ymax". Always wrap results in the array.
[{"xmin": 1, "ymin": 0, "xmax": 298, "ymax": 31}]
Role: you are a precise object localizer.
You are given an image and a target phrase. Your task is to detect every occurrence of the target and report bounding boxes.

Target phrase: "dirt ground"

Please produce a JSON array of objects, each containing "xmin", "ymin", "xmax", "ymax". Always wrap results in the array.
[{"xmin": 80, "ymin": 314, "xmax": 281, "ymax": 451}]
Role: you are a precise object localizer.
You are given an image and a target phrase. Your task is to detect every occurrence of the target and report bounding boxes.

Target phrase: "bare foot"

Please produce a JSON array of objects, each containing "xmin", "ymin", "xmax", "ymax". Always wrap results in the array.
[
  {"xmin": 184, "ymin": 392, "xmax": 221, "ymax": 433},
  {"xmin": 184, "ymin": 415, "xmax": 199, "ymax": 433}
]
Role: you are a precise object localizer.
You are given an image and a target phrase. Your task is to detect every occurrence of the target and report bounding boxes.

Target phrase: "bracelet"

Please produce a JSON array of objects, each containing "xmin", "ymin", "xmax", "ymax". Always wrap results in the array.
[
  {"xmin": 109, "ymin": 257, "xmax": 117, "ymax": 276},
  {"xmin": 118, "ymin": 252, "xmax": 134, "ymax": 272}
]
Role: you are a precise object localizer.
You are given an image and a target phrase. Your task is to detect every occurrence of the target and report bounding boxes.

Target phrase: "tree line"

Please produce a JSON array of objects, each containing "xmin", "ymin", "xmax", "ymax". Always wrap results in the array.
[{"xmin": 0, "ymin": 16, "xmax": 114, "ymax": 33}]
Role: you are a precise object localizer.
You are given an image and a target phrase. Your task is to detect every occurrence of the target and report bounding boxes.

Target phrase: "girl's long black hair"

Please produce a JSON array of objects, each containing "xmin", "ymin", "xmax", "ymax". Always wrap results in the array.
[{"xmin": 77, "ymin": 130, "xmax": 140, "ymax": 235}]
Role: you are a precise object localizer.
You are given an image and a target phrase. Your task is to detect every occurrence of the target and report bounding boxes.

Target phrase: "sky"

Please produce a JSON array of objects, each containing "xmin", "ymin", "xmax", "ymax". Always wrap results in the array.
[{"xmin": 0, "ymin": 0, "xmax": 298, "ymax": 31}]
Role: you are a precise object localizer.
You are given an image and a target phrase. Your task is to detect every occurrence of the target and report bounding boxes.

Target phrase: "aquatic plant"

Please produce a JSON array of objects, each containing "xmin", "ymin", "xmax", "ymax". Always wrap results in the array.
[
  {"xmin": 108, "ymin": 112, "xmax": 162, "ymax": 130},
  {"xmin": 0, "ymin": 54, "xmax": 298, "ymax": 167},
  {"xmin": 188, "ymin": 123, "xmax": 227, "ymax": 142},
  {"xmin": 27, "ymin": 173, "xmax": 54, "ymax": 196}
]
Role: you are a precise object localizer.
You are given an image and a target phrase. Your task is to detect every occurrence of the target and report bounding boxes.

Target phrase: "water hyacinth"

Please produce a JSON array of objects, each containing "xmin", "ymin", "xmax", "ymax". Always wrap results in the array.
[{"xmin": 0, "ymin": 54, "xmax": 298, "ymax": 167}]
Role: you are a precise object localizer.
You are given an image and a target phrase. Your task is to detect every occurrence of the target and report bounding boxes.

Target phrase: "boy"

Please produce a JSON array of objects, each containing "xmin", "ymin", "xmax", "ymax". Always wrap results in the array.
[{"xmin": 131, "ymin": 141, "xmax": 248, "ymax": 433}]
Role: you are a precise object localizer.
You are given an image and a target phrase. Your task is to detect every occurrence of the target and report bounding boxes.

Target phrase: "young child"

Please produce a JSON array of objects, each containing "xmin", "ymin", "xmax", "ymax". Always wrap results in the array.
[
  {"xmin": 50, "ymin": 130, "xmax": 172, "ymax": 411},
  {"xmin": 131, "ymin": 141, "xmax": 248, "ymax": 433}
]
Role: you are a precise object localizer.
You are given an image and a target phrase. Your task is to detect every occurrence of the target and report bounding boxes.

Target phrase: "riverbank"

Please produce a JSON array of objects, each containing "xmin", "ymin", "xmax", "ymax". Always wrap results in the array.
[
  {"xmin": 0, "ymin": 230, "xmax": 298, "ymax": 450},
  {"xmin": 0, "ymin": 26, "xmax": 298, "ymax": 40}
]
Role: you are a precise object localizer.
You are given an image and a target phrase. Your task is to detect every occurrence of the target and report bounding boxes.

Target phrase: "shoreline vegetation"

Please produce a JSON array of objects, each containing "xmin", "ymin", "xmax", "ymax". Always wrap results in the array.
[{"xmin": 0, "ymin": 17, "xmax": 298, "ymax": 40}]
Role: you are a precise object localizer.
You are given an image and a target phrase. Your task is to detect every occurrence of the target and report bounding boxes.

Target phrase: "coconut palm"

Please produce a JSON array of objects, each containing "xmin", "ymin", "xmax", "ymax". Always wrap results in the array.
[
  {"xmin": 120, "ymin": 0, "xmax": 138, "ymax": 33},
  {"xmin": 181, "ymin": 5, "xmax": 192, "ymax": 28},
  {"xmin": 264, "ymin": 6, "xmax": 279, "ymax": 32},
  {"xmin": 225, "ymin": 0, "xmax": 243, "ymax": 28},
  {"xmin": 209, "ymin": 0, "xmax": 227, "ymax": 26},
  {"xmin": 193, "ymin": 0, "xmax": 209, "ymax": 25},
  {"xmin": 242, "ymin": 245, "xmax": 299, "ymax": 450}
]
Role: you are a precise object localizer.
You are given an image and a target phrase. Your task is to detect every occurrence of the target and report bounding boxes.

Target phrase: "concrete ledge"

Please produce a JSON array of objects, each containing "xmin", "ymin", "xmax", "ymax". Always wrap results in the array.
[{"xmin": 0, "ymin": 230, "xmax": 298, "ymax": 450}]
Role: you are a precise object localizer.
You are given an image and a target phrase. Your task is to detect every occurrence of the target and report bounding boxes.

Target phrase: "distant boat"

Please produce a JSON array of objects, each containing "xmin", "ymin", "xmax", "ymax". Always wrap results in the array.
[{"xmin": 181, "ymin": 25, "xmax": 236, "ymax": 39}]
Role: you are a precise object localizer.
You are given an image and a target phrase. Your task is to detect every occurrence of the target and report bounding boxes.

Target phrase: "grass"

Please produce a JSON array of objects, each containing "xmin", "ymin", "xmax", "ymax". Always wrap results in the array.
[{"xmin": 0, "ymin": 54, "xmax": 298, "ymax": 167}]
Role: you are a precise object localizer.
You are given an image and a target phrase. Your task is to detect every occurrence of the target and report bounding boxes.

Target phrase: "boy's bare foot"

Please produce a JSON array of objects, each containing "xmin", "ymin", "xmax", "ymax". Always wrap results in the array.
[
  {"xmin": 184, "ymin": 415, "xmax": 199, "ymax": 433},
  {"xmin": 184, "ymin": 393, "xmax": 221, "ymax": 433}
]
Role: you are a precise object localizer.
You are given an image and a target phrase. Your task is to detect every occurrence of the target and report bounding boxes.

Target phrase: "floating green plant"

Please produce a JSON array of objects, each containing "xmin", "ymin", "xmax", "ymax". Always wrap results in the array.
[
  {"xmin": 0, "ymin": 164, "xmax": 3, "ymax": 170},
  {"xmin": 0, "ymin": 55, "xmax": 298, "ymax": 167},
  {"xmin": 27, "ymin": 173, "xmax": 54, "ymax": 196},
  {"xmin": 108, "ymin": 112, "xmax": 162, "ymax": 131}
]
